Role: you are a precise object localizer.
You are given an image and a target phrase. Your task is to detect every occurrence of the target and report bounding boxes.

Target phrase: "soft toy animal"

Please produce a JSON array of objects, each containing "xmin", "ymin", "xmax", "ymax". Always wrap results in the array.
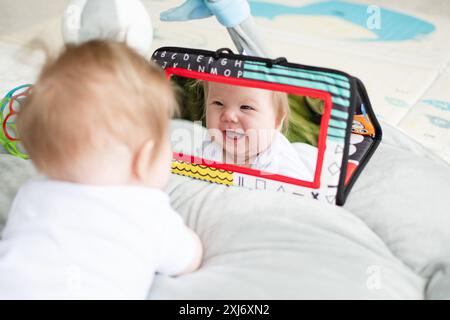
[
  {"xmin": 61, "ymin": 0, "xmax": 153, "ymax": 56},
  {"xmin": 160, "ymin": 0, "xmax": 269, "ymax": 57}
]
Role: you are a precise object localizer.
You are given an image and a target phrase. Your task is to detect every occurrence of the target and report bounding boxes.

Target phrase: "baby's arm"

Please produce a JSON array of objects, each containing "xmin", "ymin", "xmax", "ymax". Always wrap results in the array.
[
  {"xmin": 156, "ymin": 211, "xmax": 203, "ymax": 276},
  {"xmin": 177, "ymin": 228, "xmax": 203, "ymax": 275}
]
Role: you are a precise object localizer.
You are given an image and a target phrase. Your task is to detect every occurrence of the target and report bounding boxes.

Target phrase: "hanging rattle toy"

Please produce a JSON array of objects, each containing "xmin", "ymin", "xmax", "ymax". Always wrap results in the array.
[{"xmin": 0, "ymin": 84, "xmax": 32, "ymax": 159}]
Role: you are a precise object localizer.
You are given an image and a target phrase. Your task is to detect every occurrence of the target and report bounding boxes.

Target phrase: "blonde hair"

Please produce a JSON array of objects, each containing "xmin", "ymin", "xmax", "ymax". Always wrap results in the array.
[
  {"xmin": 197, "ymin": 80, "xmax": 290, "ymax": 133},
  {"xmin": 273, "ymin": 91, "xmax": 290, "ymax": 134},
  {"xmin": 17, "ymin": 40, "xmax": 177, "ymax": 177}
]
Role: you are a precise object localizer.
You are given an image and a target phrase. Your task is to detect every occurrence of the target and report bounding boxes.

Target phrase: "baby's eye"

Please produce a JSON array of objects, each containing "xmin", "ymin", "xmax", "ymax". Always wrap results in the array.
[
  {"xmin": 212, "ymin": 100, "xmax": 223, "ymax": 107},
  {"xmin": 240, "ymin": 105, "xmax": 255, "ymax": 111}
]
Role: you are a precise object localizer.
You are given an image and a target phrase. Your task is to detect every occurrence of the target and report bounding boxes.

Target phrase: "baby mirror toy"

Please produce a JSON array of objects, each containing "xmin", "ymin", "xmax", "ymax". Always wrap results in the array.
[{"xmin": 152, "ymin": 47, "xmax": 381, "ymax": 206}]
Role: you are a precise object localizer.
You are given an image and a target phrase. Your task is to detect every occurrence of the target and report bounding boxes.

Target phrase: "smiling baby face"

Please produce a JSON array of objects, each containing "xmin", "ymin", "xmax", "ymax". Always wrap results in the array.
[{"xmin": 205, "ymin": 81, "xmax": 286, "ymax": 165}]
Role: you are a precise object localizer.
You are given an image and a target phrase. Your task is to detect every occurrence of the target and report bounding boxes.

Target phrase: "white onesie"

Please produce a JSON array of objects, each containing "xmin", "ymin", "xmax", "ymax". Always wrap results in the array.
[
  {"xmin": 200, "ymin": 132, "xmax": 317, "ymax": 181},
  {"xmin": 0, "ymin": 178, "xmax": 197, "ymax": 299}
]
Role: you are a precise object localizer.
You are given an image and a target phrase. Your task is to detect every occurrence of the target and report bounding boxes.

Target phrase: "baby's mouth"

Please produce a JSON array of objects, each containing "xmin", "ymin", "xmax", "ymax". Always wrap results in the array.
[{"xmin": 224, "ymin": 129, "xmax": 245, "ymax": 141}]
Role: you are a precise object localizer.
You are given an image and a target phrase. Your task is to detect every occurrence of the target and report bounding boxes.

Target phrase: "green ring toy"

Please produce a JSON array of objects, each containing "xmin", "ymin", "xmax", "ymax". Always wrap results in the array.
[{"xmin": 0, "ymin": 85, "xmax": 32, "ymax": 159}]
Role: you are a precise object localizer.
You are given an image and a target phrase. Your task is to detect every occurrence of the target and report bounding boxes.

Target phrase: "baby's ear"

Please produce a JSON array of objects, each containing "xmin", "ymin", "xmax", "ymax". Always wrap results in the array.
[{"xmin": 132, "ymin": 140, "xmax": 155, "ymax": 182}]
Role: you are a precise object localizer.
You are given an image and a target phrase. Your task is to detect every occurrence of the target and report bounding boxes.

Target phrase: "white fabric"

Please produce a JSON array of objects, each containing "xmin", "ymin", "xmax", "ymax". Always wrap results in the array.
[
  {"xmin": 62, "ymin": 0, "xmax": 153, "ymax": 57},
  {"xmin": 0, "ymin": 177, "xmax": 197, "ymax": 299},
  {"xmin": 200, "ymin": 132, "xmax": 317, "ymax": 181}
]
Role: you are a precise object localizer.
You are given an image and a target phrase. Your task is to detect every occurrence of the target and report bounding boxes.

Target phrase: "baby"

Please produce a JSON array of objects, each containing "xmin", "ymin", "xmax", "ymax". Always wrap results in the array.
[
  {"xmin": 0, "ymin": 41, "xmax": 202, "ymax": 299},
  {"xmin": 200, "ymin": 81, "xmax": 317, "ymax": 181}
]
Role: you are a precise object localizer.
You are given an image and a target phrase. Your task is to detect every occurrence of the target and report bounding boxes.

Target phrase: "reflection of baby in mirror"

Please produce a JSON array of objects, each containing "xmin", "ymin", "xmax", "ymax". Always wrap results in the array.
[{"xmin": 200, "ymin": 81, "xmax": 317, "ymax": 181}]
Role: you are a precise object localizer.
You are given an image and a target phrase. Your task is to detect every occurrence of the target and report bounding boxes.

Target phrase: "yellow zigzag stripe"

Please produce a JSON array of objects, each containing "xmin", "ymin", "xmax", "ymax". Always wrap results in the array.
[{"xmin": 171, "ymin": 161, "xmax": 234, "ymax": 185}]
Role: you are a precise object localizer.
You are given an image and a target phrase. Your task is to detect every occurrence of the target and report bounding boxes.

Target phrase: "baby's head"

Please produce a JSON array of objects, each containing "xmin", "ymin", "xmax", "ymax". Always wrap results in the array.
[
  {"xmin": 17, "ymin": 40, "xmax": 177, "ymax": 188},
  {"xmin": 203, "ymin": 81, "xmax": 289, "ymax": 165}
]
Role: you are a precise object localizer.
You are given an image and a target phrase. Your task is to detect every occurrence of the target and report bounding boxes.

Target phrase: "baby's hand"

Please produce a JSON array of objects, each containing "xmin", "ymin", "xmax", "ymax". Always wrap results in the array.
[
  {"xmin": 177, "ymin": 228, "xmax": 203, "ymax": 275},
  {"xmin": 156, "ymin": 213, "xmax": 203, "ymax": 277}
]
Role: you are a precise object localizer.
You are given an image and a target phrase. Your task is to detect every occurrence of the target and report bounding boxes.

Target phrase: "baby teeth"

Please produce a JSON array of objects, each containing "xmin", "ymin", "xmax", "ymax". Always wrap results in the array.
[{"xmin": 225, "ymin": 130, "xmax": 245, "ymax": 139}]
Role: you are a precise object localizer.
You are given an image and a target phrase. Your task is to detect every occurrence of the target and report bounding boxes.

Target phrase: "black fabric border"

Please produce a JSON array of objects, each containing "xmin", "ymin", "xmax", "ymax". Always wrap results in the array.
[{"xmin": 336, "ymin": 78, "xmax": 382, "ymax": 206}]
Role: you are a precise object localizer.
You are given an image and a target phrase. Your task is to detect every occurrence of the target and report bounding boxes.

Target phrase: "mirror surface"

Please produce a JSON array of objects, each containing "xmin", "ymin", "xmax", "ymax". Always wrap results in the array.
[{"xmin": 170, "ymin": 75, "xmax": 326, "ymax": 183}]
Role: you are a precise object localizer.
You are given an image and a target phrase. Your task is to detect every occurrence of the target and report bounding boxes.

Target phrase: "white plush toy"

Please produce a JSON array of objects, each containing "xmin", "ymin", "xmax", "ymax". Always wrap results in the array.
[{"xmin": 61, "ymin": 0, "xmax": 153, "ymax": 57}]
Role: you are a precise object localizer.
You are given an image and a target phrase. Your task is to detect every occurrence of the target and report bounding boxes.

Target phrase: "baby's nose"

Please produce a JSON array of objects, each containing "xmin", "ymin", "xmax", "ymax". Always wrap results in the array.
[{"xmin": 221, "ymin": 109, "xmax": 238, "ymax": 123}]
